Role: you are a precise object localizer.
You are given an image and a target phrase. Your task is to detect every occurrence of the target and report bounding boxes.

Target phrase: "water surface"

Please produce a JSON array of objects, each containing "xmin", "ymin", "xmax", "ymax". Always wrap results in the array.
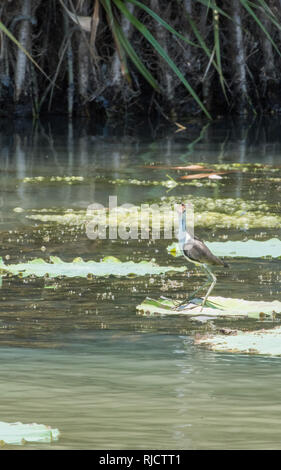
[{"xmin": 0, "ymin": 116, "xmax": 281, "ymax": 449}]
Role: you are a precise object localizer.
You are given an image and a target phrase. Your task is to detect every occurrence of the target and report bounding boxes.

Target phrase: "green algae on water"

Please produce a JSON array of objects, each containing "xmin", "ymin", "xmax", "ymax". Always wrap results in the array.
[
  {"xmin": 24, "ymin": 195, "xmax": 281, "ymax": 231},
  {"xmin": 22, "ymin": 176, "xmax": 84, "ymax": 184},
  {"xmin": 101, "ymin": 176, "xmax": 219, "ymax": 188},
  {"xmin": 198, "ymin": 162, "xmax": 281, "ymax": 173}
]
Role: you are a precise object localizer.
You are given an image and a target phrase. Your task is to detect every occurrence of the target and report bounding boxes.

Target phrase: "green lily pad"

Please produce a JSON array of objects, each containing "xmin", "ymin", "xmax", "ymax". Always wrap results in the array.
[
  {"xmin": 0, "ymin": 256, "xmax": 186, "ymax": 279},
  {"xmin": 195, "ymin": 326, "xmax": 281, "ymax": 356},
  {"xmin": 0, "ymin": 421, "xmax": 60, "ymax": 446},
  {"xmin": 136, "ymin": 296, "xmax": 281, "ymax": 319},
  {"xmin": 167, "ymin": 238, "xmax": 281, "ymax": 258}
]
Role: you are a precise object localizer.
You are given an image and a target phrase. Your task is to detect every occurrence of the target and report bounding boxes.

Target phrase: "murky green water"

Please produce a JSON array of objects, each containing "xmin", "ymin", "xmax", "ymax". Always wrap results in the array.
[{"xmin": 0, "ymin": 116, "xmax": 281, "ymax": 449}]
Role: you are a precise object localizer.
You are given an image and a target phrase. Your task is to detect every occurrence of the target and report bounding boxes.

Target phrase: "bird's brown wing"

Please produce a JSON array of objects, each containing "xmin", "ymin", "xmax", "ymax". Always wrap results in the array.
[{"xmin": 183, "ymin": 238, "xmax": 228, "ymax": 267}]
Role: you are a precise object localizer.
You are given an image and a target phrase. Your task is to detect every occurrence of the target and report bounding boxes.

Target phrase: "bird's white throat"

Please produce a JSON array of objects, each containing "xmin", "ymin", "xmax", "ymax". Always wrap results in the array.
[{"xmin": 184, "ymin": 231, "xmax": 193, "ymax": 243}]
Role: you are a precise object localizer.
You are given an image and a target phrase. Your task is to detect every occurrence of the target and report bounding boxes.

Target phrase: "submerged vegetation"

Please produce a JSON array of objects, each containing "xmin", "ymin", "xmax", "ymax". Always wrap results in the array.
[{"xmin": 2, "ymin": 0, "xmax": 281, "ymax": 119}]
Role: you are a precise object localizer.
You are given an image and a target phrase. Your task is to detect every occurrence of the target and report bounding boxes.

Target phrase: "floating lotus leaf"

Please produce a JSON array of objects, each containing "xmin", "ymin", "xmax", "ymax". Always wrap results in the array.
[
  {"xmin": 136, "ymin": 296, "xmax": 281, "ymax": 319},
  {"xmin": 167, "ymin": 238, "xmax": 281, "ymax": 258},
  {"xmin": 0, "ymin": 256, "xmax": 186, "ymax": 278},
  {"xmin": 0, "ymin": 421, "xmax": 60, "ymax": 446},
  {"xmin": 195, "ymin": 326, "xmax": 281, "ymax": 356}
]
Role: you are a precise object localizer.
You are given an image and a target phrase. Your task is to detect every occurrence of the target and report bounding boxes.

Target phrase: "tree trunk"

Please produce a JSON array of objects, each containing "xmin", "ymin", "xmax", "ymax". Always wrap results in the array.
[
  {"xmin": 75, "ymin": 0, "xmax": 91, "ymax": 114},
  {"xmin": 14, "ymin": 0, "xmax": 32, "ymax": 103},
  {"xmin": 78, "ymin": 43, "xmax": 89, "ymax": 104},
  {"xmin": 183, "ymin": 0, "xmax": 192, "ymax": 61},
  {"xmin": 229, "ymin": 0, "xmax": 248, "ymax": 114},
  {"xmin": 150, "ymin": 0, "xmax": 175, "ymax": 112},
  {"xmin": 258, "ymin": 10, "xmax": 276, "ymax": 88},
  {"xmin": 63, "ymin": 12, "xmax": 74, "ymax": 118},
  {"xmin": 111, "ymin": 2, "xmax": 135, "ymax": 86}
]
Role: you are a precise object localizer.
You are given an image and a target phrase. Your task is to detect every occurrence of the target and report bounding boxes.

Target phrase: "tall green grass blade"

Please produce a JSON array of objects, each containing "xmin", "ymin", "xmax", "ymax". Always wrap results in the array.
[
  {"xmin": 100, "ymin": 0, "xmax": 131, "ymax": 83},
  {"xmin": 252, "ymin": 0, "xmax": 276, "ymax": 18},
  {"xmin": 213, "ymin": 2, "xmax": 228, "ymax": 102},
  {"xmin": 114, "ymin": 22, "xmax": 159, "ymax": 90},
  {"xmin": 0, "ymin": 20, "xmax": 53, "ymax": 84},
  {"xmin": 184, "ymin": 12, "xmax": 226, "ymax": 91},
  {"xmin": 113, "ymin": 0, "xmax": 212, "ymax": 119},
  {"xmin": 127, "ymin": 0, "xmax": 199, "ymax": 48},
  {"xmin": 240, "ymin": 0, "xmax": 281, "ymax": 57},
  {"xmin": 251, "ymin": 0, "xmax": 281, "ymax": 32},
  {"xmin": 196, "ymin": 0, "xmax": 232, "ymax": 22},
  {"xmin": 185, "ymin": 13, "xmax": 212, "ymax": 58}
]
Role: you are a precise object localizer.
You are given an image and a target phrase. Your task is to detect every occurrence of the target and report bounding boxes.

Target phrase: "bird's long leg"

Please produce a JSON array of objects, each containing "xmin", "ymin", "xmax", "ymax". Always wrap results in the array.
[
  {"xmin": 200, "ymin": 264, "xmax": 217, "ymax": 312},
  {"xmin": 174, "ymin": 262, "xmax": 214, "ymax": 310},
  {"xmin": 174, "ymin": 277, "xmax": 210, "ymax": 309}
]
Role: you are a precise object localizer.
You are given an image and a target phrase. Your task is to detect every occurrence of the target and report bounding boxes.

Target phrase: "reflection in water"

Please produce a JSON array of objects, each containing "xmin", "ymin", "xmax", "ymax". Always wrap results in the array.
[
  {"xmin": 0, "ymin": 116, "xmax": 281, "ymax": 449},
  {"xmin": 1, "ymin": 116, "xmax": 281, "ymax": 183}
]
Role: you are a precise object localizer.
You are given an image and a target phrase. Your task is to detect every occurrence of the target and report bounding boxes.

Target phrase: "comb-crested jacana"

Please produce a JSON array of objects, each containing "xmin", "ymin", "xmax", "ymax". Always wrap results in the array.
[{"xmin": 176, "ymin": 203, "xmax": 228, "ymax": 311}]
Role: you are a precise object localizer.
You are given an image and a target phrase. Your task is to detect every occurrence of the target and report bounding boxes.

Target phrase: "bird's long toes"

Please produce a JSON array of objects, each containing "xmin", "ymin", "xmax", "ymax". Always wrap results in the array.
[
  {"xmin": 175, "ymin": 301, "xmax": 200, "ymax": 312},
  {"xmin": 173, "ymin": 303, "xmax": 187, "ymax": 311},
  {"xmin": 172, "ymin": 299, "xmax": 188, "ymax": 310},
  {"xmin": 175, "ymin": 304, "xmax": 188, "ymax": 311}
]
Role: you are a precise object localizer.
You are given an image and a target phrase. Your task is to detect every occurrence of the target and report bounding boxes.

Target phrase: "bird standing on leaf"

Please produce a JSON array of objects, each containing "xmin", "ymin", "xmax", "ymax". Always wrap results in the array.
[{"xmin": 176, "ymin": 202, "xmax": 229, "ymax": 311}]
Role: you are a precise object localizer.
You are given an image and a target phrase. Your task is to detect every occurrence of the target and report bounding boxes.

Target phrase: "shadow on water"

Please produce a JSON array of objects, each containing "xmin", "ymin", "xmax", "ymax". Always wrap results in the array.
[{"xmin": 0, "ymin": 116, "xmax": 281, "ymax": 449}]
